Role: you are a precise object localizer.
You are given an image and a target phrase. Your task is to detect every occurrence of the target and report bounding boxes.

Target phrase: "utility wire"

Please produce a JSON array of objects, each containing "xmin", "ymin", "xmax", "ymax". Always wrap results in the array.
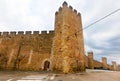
[
  {"xmin": 73, "ymin": 8, "xmax": 120, "ymax": 35},
  {"xmin": 83, "ymin": 8, "xmax": 120, "ymax": 30}
]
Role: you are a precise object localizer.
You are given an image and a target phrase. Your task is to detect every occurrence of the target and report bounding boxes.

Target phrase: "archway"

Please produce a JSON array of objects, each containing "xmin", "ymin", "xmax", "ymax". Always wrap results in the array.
[{"xmin": 43, "ymin": 60, "xmax": 50, "ymax": 71}]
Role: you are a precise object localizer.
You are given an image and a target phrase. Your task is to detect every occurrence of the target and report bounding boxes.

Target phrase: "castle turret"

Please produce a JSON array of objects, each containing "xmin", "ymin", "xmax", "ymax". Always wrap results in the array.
[
  {"xmin": 51, "ymin": 1, "xmax": 85, "ymax": 73},
  {"xmin": 102, "ymin": 57, "xmax": 108, "ymax": 69},
  {"xmin": 88, "ymin": 52, "xmax": 94, "ymax": 69},
  {"xmin": 112, "ymin": 61, "xmax": 117, "ymax": 71}
]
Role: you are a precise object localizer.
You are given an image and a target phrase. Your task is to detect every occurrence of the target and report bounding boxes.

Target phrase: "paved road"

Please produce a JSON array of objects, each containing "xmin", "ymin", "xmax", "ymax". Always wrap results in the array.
[
  {"xmin": 0, "ymin": 70, "xmax": 120, "ymax": 81},
  {"xmin": 0, "ymin": 71, "xmax": 51, "ymax": 81}
]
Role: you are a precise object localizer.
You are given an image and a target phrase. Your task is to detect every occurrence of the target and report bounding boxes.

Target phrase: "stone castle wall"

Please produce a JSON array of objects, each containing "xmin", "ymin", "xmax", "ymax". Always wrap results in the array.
[
  {"xmin": 0, "ymin": 30, "xmax": 117, "ymax": 71},
  {"xmin": 85, "ymin": 52, "xmax": 113, "ymax": 70},
  {"xmin": 0, "ymin": 1, "xmax": 118, "ymax": 72},
  {"xmin": 0, "ymin": 31, "xmax": 54, "ymax": 70}
]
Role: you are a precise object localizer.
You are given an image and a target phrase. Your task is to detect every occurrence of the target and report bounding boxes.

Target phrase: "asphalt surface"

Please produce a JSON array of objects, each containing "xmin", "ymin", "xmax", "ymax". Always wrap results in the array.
[{"xmin": 0, "ymin": 69, "xmax": 120, "ymax": 81}]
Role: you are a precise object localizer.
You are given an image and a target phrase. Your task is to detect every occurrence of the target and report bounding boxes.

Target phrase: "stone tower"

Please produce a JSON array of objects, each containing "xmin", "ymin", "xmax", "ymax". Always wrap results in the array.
[
  {"xmin": 102, "ymin": 57, "xmax": 107, "ymax": 69},
  {"xmin": 88, "ymin": 52, "xmax": 94, "ymax": 69},
  {"xmin": 51, "ymin": 1, "xmax": 85, "ymax": 73},
  {"xmin": 112, "ymin": 61, "xmax": 117, "ymax": 71}
]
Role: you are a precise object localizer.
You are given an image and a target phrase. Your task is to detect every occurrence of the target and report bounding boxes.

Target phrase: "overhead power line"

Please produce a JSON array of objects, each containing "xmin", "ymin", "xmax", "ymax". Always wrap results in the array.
[
  {"xmin": 83, "ymin": 8, "xmax": 120, "ymax": 30},
  {"xmin": 73, "ymin": 8, "xmax": 120, "ymax": 36}
]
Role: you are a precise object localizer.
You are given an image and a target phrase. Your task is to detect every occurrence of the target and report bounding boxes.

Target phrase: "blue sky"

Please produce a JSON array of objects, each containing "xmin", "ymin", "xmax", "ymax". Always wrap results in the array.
[{"xmin": 0, "ymin": 0, "xmax": 120, "ymax": 65}]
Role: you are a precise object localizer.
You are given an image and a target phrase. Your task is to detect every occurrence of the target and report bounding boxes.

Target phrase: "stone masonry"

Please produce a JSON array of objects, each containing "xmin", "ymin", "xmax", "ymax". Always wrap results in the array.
[
  {"xmin": 0, "ymin": 31, "xmax": 54, "ymax": 70},
  {"xmin": 0, "ymin": 1, "xmax": 118, "ymax": 73},
  {"xmin": 51, "ymin": 2, "xmax": 86, "ymax": 73}
]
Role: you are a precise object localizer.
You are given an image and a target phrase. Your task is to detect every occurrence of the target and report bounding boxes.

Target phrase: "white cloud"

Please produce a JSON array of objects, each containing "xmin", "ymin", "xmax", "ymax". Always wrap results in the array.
[
  {"xmin": 91, "ymin": 26, "xmax": 120, "ymax": 41},
  {"xmin": 0, "ymin": 0, "xmax": 46, "ymax": 31}
]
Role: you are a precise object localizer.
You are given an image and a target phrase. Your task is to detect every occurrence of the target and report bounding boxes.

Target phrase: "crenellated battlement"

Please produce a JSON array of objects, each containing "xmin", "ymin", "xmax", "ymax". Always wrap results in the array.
[
  {"xmin": 69, "ymin": 5, "xmax": 73, "ymax": 10},
  {"xmin": 77, "ymin": 13, "xmax": 81, "ymax": 16},
  {"xmin": 62, "ymin": 1, "xmax": 68, "ymax": 7},
  {"xmin": 56, "ymin": 1, "xmax": 81, "ymax": 17},
  {"xmin": 41, "ymin": 31, "xmax": 47, "ymax": 34},
  {"xmin": 58, "ymin": 7, "xmax": 62, "ymax": 12},
  {"xmin": 74, "ymin": 9, "xmax": 77, "ymax": 13},
  {"xmin": 88, "ymin": 51, "xmax": 93, "ymax": 54},
  {"xmin": 3, "ymin": 32, "xmax": 9, "ymax": 36},
  {"xmin": 26, "ymin": 31, "xmax": 32, "ymax": 35},
  {"xmin": 102, "ymin": 57, "xmax": 107, "ymax": 59},
  {"xmin": 49, "ymin": 30, "xmax": 54, "ymax": 34},
  {"xmin": 33, "ymin": 31, "xmax": 39, "ymax": 35},
  {"xmin": 10, "ymin": 31, "xmax": 16, "ymax": 36},
  {"xmin": 18, "ymin": 31, "xmax": 24, "ymax": 35},
  {"xmin": 0, "ymin": 30, "xmax": 54, "ymax": 37}
]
